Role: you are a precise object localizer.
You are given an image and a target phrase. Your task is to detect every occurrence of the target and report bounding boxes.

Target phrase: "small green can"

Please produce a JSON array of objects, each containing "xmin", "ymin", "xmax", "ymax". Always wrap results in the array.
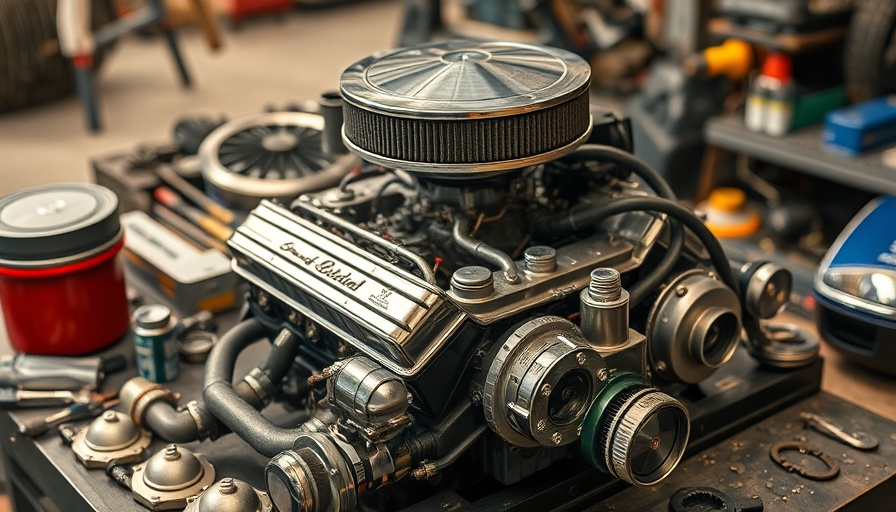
[{"xmin": 132, "ymin": 305, "xmax": 180, "ymax": 383}]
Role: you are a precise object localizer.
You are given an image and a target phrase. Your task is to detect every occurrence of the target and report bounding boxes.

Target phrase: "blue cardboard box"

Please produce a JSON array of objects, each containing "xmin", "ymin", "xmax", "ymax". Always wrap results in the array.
[{"xmin": 823, "ymin": 96, "xmax": 896, "ymax": 156}]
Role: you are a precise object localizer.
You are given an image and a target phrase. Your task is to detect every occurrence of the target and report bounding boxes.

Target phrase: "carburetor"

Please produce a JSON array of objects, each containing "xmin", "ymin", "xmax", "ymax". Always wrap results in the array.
[{"xmin": 126, "ymin": 39, "xmax": 795, "ymax": 512}]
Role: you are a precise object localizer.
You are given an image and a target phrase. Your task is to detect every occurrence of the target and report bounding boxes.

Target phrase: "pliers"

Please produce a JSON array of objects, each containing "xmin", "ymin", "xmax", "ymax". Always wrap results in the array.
[{"xmin": 19, "ymin": 391, "xmax": 119, "ymax": 437}]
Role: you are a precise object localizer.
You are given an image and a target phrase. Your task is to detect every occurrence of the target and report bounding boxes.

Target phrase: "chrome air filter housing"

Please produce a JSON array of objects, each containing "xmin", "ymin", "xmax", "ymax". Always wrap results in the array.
[{"xmin": 340, "ymin": 40, "xmax": 592, "ymax": 176}]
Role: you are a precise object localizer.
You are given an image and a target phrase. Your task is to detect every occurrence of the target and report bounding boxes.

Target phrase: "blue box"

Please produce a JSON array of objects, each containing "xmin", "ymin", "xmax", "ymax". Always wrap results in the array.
[{"xmin": 823, "ymin": 96, "xmax": 896, "ymax": 156}]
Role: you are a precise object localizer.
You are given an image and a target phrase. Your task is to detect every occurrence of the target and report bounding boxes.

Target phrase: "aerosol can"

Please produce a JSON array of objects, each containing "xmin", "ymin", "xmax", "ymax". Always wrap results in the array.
[{"xmin": 745, "ymin": 53, "xmax": 796, "ymax": 136}]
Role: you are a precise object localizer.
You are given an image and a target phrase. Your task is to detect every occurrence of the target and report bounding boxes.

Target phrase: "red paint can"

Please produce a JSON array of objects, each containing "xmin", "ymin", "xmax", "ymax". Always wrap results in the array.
[{"xmin": 0, "ymin": 183, "xmax": 129, "ymax": 355}]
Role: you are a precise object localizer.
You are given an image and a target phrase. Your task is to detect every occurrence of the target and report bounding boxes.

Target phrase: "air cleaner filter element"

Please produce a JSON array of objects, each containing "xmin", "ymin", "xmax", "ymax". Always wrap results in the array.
[{"xmin": 340, "ymin": 40, "xmax": 592, "ymax": 175}]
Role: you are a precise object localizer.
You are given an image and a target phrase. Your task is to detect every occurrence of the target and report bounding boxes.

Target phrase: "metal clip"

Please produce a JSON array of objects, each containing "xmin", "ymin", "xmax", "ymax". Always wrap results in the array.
[
  {"xmin": 801, "ymin": 412, "xmax": 879, "ymax": 451},
  {"xmin": 769, "ymin": 441, "xmax": 839, "ymax": 481}
]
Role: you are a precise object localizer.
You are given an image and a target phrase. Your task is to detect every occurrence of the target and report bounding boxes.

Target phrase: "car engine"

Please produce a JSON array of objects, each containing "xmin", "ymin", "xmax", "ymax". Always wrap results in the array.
[{"xmin": 121, "ymin": 39, "xmax": 797, "ymax": 512}]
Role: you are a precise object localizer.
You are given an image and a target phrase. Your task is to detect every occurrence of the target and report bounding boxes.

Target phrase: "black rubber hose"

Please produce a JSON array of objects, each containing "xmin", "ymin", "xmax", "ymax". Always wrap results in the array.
[
  {"xmin": 533, "ymin": 196, "xmax": 738, "ymax": 295},
  {"xmin": 236, "ymin": 329, "xmax": 303, "ymax": 408},
  {"xmin": 140, "ymin": 319, "xmax": 302, "ymax": 444},
  {"xmin": 202, "ymin": 318, "xmax": 306, "ymax": 458},
  {"xmin": 534, "ymin": 199, "xmax": 784, "ymax": 357},
  {"xmin": 563, "ymin": 145, "xmax": 685, "ymax": 305},
  {"xmin": 203, "ymin": 318, "xmax": 268, "ymax": 388},
  {"xmin": 263, "ymin": 329, "xmax": 303, "ymax": 381},
  {"xmin": 203, "ymin": 383, "xmax": 306, "ymax": 458},
  {"xmin": 565, "ymin": 145, "xmax": 676, "ymax": 198},
  {"xmin": 629, "ymin": 221, "xmax": 685, "ymax": 306}
]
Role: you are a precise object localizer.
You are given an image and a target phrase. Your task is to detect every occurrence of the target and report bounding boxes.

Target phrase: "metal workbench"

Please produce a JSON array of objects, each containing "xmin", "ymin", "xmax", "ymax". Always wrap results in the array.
[
  {"xmin": 2, "ymin": 344, "xmax": 893, "ymax": 511},
  {"xmin": 0, "ymin": 331, "xmax": 298, "ymax": 512},
  {"xmin": 0, "ymin": 295, "xmax": 894, "ymax": 512}
]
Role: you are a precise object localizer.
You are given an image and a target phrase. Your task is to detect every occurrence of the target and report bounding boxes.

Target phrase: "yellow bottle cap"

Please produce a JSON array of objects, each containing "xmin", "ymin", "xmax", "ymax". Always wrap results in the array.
[{"xmin": 708, "ymin": 187, "xmax": 747, "ymax": 213}]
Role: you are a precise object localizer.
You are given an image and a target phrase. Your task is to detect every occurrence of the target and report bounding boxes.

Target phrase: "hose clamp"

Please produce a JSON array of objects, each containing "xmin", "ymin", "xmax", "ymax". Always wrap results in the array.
[{"xmin": 770, "ymin": 441, "xmax": 839, "ymax": 481}]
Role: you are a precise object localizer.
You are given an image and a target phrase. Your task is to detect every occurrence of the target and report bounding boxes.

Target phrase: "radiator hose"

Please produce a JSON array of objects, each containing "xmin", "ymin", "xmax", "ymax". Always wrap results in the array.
[{"xmin": 202, "ymin": 318, "xmax": 307, "ymax": 457}]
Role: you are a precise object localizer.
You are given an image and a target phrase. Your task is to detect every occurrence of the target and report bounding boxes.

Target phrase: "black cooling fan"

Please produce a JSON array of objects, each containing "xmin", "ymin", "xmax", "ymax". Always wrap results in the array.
[
  {"xmin": 339, "ymin": 40, "xmax": 593, "ymax": 177},
  {"xmin": 199, "ymin": 112, "xmax": 342, "ymax": 210}
]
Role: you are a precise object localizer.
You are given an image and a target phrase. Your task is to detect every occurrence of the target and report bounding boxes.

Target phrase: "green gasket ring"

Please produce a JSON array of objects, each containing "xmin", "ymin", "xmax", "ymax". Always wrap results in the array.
[{"xmin": 579, "ymin": 372, "xmax": 647, "ymax": 470}]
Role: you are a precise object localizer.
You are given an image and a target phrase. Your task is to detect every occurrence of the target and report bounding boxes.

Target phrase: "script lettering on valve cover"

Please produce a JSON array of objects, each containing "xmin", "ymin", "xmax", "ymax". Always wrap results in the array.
[{"xmin": 279, "ymin": 242, "xmax": 367, "ymax": 291}]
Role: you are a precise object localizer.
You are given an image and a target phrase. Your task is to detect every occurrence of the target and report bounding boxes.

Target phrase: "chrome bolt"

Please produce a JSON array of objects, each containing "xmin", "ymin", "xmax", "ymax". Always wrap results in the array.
[
  {"xmin": 675, "ymin": 286, "xmax": 688, "ymax": 297},
  {"xmin": 597, "ymin": 368, "xmax": 608, "ymax": 381},
  {"xmin": 588, "ymin": 268, "xmax": 622, "ymax": 301},
  {"xmin": 219, "ymin": 478, "xmax": 236, "ymax": 495},
  {"xmin": 163, "ymin": 444, "xmax": 181, "ymax": 461},
  {"xmin": 524, "ymin": 246, "xmax": 557, "ymax": 273},
  {"xmin": 552, "ymin": 432, "xmax": 563, "ymax": 445},
  {"xmin": 537, "ymin": 420, "xmax": 547, "ymax": 432},
  {"xmin": 576, "ymin": 352, "xmax": 587, "ymax": 365},
  {"xmin": 471, "ymin": 391, "xmax": 482, "ymax": 407},
  {"xmin": 103, "ymin": 411, "xmax": 118, "ymax": 422},
  {"xmin": 541, "ymin": 384, "xmax": 552, "ymax": 396}
]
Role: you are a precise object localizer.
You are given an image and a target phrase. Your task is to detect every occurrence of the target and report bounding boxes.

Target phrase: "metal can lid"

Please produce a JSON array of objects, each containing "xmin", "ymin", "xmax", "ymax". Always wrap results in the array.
[
  {"xmin": 0, "ymin": 183, "xmax": 120, "ymax": 262},
  {"xmin": 134, "ymin": 305, "xmax": 172, "ymax": 330}
]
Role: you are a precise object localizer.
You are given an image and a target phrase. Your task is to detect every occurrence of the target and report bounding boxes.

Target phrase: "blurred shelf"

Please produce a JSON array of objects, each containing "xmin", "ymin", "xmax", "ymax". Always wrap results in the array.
[
  {"xmin": 705, "ymin": 114, "xmax": 896, "ymax": 196},
  {"xmin": 708, "ymin": 18, "xmax": 847, "ymax": 53}
]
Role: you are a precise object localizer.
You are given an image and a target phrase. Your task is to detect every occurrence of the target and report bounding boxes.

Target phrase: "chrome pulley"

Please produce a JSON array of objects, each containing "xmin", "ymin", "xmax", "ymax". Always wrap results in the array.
[
  {"xmin": 647, "ymin": 269, "xmax": 743, "ymax": 384},
  {"xmin": 482, "ymin": 316, "xmax": 606, "ymax": 448},
  {"xmin": 580, "ymin": 373, "xmax": 690, "ymax": 487}
]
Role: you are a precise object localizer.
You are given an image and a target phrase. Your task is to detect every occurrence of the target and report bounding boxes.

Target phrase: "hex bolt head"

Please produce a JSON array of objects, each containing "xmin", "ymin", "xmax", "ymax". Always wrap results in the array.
[
  {"xmin": 552, "ymin": 432, "xmax": 563, "ymax": 445},
  {"xmin": 597, "ymin": 368, "xmax": 608, "ymax": 381},
  {"xmin": 538, "ymin": 420, "xmax": 547, "ymax": 432},
  {"xmin": 576, "ymin": 352, "xmax": 586, "ymax": 365},
  {"xmin": 103, "ymin": 411, "xmax": 119, "ymax": 422},
  {"xmin": 541, "ymin": 383, "xmax": 552, "ymax": 396}
]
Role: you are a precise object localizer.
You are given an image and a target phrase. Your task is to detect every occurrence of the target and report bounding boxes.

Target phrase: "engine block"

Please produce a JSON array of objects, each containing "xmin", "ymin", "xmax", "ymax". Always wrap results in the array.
[{"xmin": 121, "ymin": 38, "xmax": 802, "ymax": 512}]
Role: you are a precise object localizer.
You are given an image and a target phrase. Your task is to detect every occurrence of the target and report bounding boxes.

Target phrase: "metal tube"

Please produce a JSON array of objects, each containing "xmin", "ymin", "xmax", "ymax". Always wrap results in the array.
[
  {"xmin": 0, "ymin": 354, "xmax": 102, "ymax": 391},
  {"xmin": 320, "ymin": 91, "xmax": 348, "ymax": 155},
  {"xmin": 452, "ymin": 218, "xmax": 521, "ymax": 284},
  {"xmin": 580, "ymin": 268, "xmax": 630, "ymax": 348},
  {"xmin": 143, "ymin": 404, "xmax": 203, "ymax": 443}
]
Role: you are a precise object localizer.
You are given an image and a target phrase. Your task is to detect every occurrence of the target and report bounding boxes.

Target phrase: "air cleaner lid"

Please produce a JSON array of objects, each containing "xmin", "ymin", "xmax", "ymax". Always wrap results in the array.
[
  {"xmin": 340, "ymin": 40, "xmax": 592, "ymax": 173},
  {"xmin": 0, "ymin": 183, "xmax": 121, "ymax": 263}
]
